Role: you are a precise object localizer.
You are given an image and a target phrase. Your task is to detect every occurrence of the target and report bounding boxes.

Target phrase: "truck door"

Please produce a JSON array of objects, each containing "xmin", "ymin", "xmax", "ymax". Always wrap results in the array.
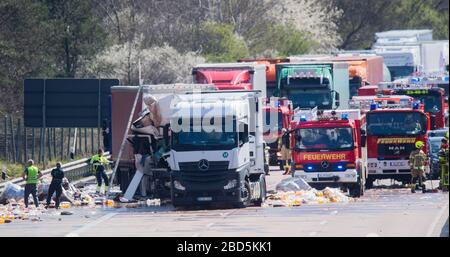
[{"xmin": 238, "ymin": 121, "xmax": 251, "ymax": 168}]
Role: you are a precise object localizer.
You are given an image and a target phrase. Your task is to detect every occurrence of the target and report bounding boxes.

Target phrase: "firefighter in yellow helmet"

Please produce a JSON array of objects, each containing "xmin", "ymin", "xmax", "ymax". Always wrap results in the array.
[{"xmin": 409, "ymin": 141, "xmax": 427, "ymax": 193}]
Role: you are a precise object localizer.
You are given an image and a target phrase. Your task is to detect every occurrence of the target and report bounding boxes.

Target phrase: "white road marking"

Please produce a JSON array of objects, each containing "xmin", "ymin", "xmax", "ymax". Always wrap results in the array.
[
  {"xmin": 366, "ymin": 233, "xmax": 379, "ymax": 237},
  {"xmin": 192, "ymin": 233, "xmax": 200, "ymax": 237},
  {"xmin": 309, "ymin": 231, "xmax": 317, "ymax": 236},
  {"xmin": 64, "ymin": 212, "xmax": 117, "ymax": 237},
  {"xmin": 426, "ymin": 202, "xmax": 449, "ymax": 237},
  {"xmin": 320, "ymin": 220, "xmax": 328, "ymax": 225}
]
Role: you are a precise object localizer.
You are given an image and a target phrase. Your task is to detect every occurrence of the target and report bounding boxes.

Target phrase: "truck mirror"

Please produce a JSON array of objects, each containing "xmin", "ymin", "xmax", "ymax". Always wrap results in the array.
[
  {"xmin": 430, "ymin": 114, "xmax": 437, "ymax": 130},
  {"xmin": 334, "ymin": 91, "xmax": 340, "ymax": 108}
]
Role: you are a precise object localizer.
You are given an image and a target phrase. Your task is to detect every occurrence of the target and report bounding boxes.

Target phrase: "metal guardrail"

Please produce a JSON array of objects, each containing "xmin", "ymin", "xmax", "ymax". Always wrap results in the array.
[{"xmin": 0, "ymin": 152, "xmax": 111, "ymax": 191}]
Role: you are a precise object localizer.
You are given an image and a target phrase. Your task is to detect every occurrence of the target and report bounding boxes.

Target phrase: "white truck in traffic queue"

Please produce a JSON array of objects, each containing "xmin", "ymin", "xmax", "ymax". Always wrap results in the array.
[
  {"xmin": 111, "ymin": 84, "xmax": 267, "ymax": 208},
  {"xmin": 373, "ymin": 30, "xmax": 449, "ymax": 80}
]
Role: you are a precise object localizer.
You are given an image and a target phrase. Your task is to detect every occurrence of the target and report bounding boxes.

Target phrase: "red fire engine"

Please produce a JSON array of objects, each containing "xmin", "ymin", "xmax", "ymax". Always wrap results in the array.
[
  {"xmin": 291, "ymin": 109, "xmax": 366, "ymax": 197},
  {"xmin": 362, "ymin": 100, "xmax": 430, "ymax": 188}
]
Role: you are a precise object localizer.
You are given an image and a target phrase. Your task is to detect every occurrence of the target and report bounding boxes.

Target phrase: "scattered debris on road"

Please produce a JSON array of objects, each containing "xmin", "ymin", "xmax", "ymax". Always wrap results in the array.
[
  {"xmin": 0, "ymin": 179, "xmax": 161, "ymax": 225},
  {"xmin": 264, "ymin": 188, "xmax": 353, "ymax": 207},
  {"xmin": 263, "ymin": 177, "xmax": 353, "ymax": 207}
]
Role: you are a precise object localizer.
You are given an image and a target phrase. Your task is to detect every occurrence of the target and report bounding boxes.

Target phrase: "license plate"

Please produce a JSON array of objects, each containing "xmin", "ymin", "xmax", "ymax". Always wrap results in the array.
[
  {"xmin": 197, "ymin": 197, "xmax": 212, "ymax": 202},
  {"xmin": 389, "ymin": 162, "xmax": 405, "ymax": 167},
  {"xmin": 318, "ymin": 173, "xmax": 333, "ymax": 178}
]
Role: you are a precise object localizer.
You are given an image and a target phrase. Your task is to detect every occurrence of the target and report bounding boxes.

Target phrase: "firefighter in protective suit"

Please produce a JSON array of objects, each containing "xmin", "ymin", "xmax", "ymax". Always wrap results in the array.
[
  {"xmin": 409, "ymin": 141, "xmax": 427, "ymax": 193},
  {"xmin": 438, "ymin": 132, "xmax": 449, "ymax": 191}
]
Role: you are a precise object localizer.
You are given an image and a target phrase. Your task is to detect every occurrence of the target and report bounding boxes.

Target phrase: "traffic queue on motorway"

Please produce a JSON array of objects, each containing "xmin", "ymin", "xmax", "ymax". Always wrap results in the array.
[{"xmin": 108, "ymin": 30, "xmax": 449, "ymax": 208}]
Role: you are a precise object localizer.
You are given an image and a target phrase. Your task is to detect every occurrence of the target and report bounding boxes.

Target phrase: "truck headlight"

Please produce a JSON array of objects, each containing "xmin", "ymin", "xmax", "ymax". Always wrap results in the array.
[
  {"xmin": 173, "ymin": 180, "xmax": 186, "ymax": 191},
  {"xmin": 224, "ymin": 179, "xmax": 237, "ymax": 190}
]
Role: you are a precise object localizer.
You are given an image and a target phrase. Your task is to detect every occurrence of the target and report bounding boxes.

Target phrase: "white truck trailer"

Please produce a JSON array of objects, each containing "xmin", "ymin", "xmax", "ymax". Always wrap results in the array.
[{"xmin": 373, "ymin": 30, "xmax": 448, "ymax": 79}]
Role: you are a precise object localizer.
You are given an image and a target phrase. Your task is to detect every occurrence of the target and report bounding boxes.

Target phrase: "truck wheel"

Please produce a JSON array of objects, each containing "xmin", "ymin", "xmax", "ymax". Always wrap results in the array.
[
  {"xmin": 234, "ymin": 181, "xmax": 251, "ymax": 209},
  {"xmin": 254, "ymin": 176, "xmax": 267, "ymax": 206},
  {"xmin": 349, "ymin": 184, "xmax": 362, "ymax": 198},
  {"xmin": 365, "ymin": 178, "xmax": 374, "ymax": 189},
  {"xmin": 349, "ymin": 178, "xmax": 363, "ymax": 198}
]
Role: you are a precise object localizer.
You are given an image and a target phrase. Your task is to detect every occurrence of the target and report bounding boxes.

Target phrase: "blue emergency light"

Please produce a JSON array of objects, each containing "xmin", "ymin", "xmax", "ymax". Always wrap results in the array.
[
  {"xmin": 444, "ymin": 76, "xmax": 449, "ymax": 82},
  {"xmin": 412, "ymin": 102, "xmax": 420, "ymax": 110},
  {"xmin": 336, "ymin": 164, "xmax": 344, "ymax": 170},
  {"xmin": 341, "ymin": 113, "xmax": 349, "ymax": 120},
  {"xmin": 370, "ymin": 103, "xmax": 377, "ymax": 111},
  {"xmin": 275, "ymin": 101, "xmax": 280, "ymax": 107},
  {"xmin": 411, "ymin": 77, "xmax": 421, "ymax": 83},
  {"xmin": 306, "ymin": 165, "xmax": 314, "ymax": 171},
  {"xmin": 300, "ymin": 115, "xmax": 307, "ymax": 122}
]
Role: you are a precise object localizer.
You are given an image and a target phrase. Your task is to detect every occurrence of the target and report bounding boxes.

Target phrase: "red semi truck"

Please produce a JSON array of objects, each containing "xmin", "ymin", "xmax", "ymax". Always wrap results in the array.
[
  {"xmin": 262, "ymin": 97, "xmax": 293, "ymax": 165},
  {"xmin": 192, "ymin": 62, "xmax": 267, "ymax": 98},
  {"xmin": 291, "ymin": 109, "xmax": 366, "ymax": 197}
]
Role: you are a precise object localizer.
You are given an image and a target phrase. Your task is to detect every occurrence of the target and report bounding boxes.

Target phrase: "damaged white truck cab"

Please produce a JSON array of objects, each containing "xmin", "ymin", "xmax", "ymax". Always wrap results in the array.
[{"xmin": 167, "ymin": 90, "xmax": 266, "ymax": 207}]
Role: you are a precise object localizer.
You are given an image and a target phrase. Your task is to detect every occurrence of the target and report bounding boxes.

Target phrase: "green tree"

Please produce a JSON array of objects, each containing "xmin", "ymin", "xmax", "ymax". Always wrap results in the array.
[
  {"xmin": 331, "ymin": 0, "xmax": 449, "ymax": 50},
  {"xmin": 249, "ymin": 23, "xmax": 318, "ymax": 57},
  {"xmin": 196, "ymin": 22, "xmax": 249, "ymax": 62},
  {"xmin": 398, "ymin": 0, "xmax": 449, "ymax": 39},
  {"xmin": 44, "ymin": 0, "xmax": 108, "ymax": 77},
  {"xmin": 0, "ymin": 0, "xmax": 54, "ymax": 114}
]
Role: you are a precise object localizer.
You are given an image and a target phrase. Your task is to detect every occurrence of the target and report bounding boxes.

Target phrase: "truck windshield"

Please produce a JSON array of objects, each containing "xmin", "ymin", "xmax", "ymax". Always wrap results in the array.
[
  {"xmin": 172, "ymin": 130, "xmax": 237, "ymax": 151},
  {"xmin": 367, "ymin": 112, "xmax": 428, "ymax": 136},
  {"xmin": 263, "ymin": 110, "xmax": 283, "ymax": 134},
  {"xmin": 283, "ymin": 89, "xmax": 332, "ymax": 109},
  {"xmin": 295, "ymin": 127, "xmax": 354, "ymax": 151},
  {"xmin": 388, "ymin": 66, "xmax": 415, "ymax": 80}
]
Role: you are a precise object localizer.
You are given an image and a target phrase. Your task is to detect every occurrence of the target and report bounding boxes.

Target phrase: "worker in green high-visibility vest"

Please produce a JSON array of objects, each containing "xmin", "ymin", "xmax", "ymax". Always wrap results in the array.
[
  {"xmin": 90, "ymin": 149, "xmax": 110, "ymax": 194},
  {"xmin": 22, "ymin": 159, "xmax": 42, "ymax": 208}
]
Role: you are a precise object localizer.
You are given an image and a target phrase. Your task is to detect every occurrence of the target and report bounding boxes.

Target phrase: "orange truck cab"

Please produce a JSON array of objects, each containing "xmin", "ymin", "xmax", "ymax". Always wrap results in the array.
[
  {"xmin": 330, "ymin": 56, "xmax": 385, "ymax": 98},
  {"xmin": 291, "ymin": 109, "xmax": 366, "ymax": 197}
]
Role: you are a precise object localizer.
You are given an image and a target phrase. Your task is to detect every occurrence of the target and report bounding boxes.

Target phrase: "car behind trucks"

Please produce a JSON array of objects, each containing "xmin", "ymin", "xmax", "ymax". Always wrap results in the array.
[
  {"xmin": 111, "ymin": 84, "xmax": 266, "ymax": 208},
  {"xmin": 275, "ymin": 62, "xmax": 350, "ymax": 110},
  {"xmin": 362, "ymin": 101, "xmax": 430, "ymax": 188}
]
